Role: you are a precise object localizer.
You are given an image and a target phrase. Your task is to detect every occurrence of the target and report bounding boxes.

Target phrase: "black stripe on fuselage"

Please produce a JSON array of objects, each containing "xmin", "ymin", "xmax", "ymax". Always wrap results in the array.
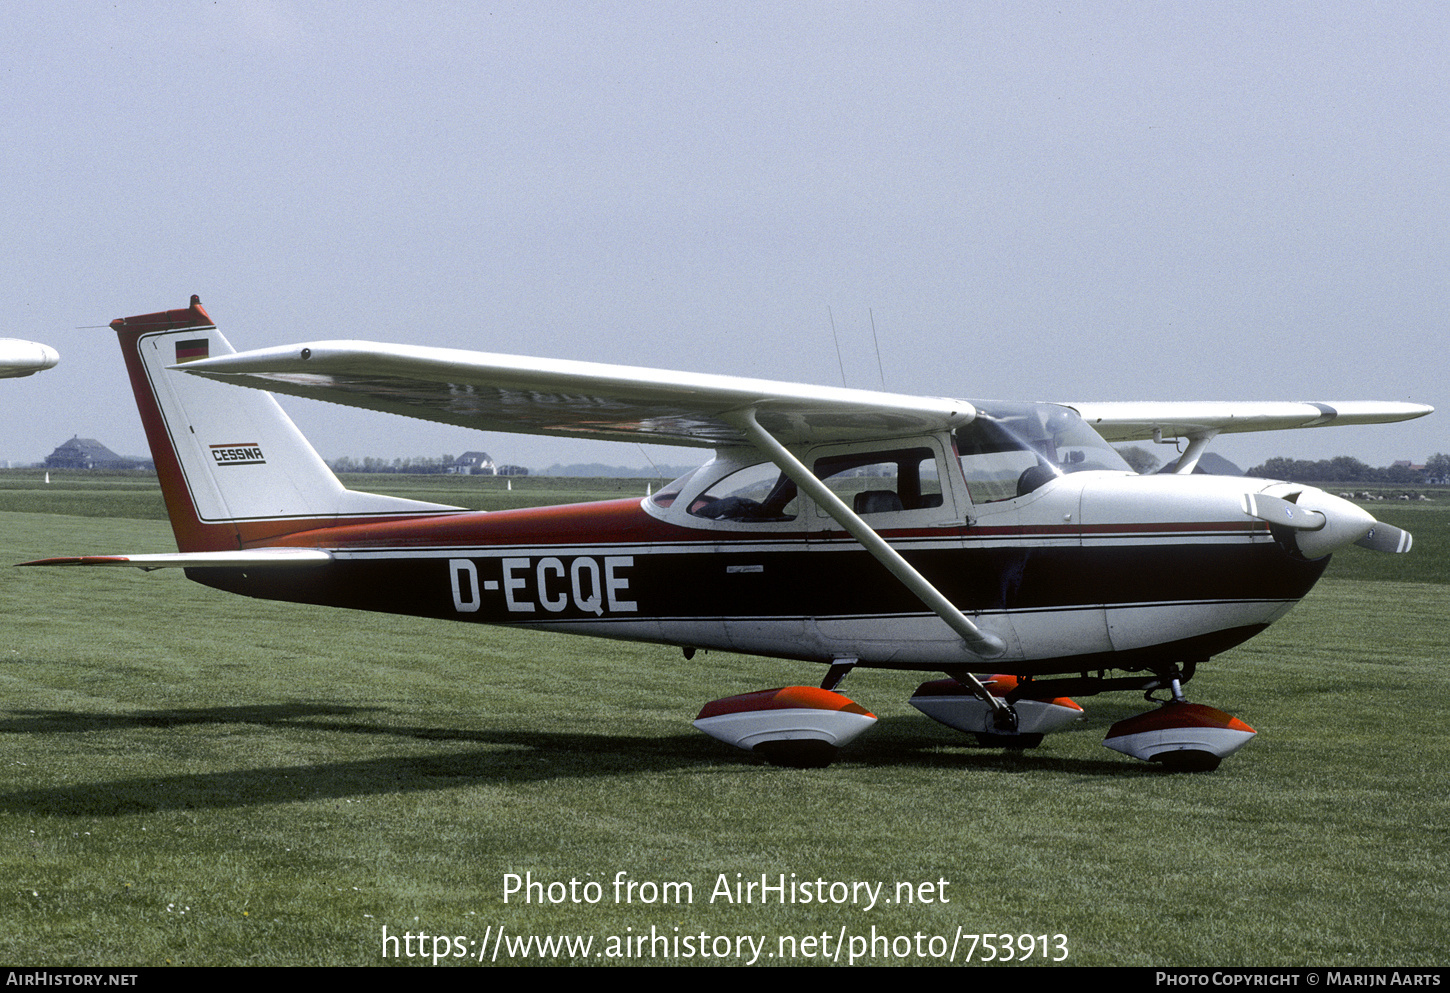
[{"xmin": 189, "ymin": 537, "xmax": 1326, "ymax": 626}]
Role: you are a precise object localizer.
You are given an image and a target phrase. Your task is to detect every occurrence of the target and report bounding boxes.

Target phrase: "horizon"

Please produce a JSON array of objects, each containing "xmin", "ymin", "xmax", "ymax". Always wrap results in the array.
[{"xmin": 8, "ymin": 441, "xmax": 1443, "ymax": 481}]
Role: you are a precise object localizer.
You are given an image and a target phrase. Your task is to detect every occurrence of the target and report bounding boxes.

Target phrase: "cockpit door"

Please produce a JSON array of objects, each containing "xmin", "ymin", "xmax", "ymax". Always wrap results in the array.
[
  {"xmin": 954, "ymin": 420, "xmax": 1110, "ymax": 660},
  {"xmin": 799, "ymin": 438, "xmax": 982, "ymax": 663}
]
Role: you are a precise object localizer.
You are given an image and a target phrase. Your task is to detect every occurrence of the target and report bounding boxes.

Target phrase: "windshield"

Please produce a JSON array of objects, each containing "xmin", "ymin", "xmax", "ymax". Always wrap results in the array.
[{"xmin": 954, "ymin": 401, "xmax": 1129, "ymax": 503}]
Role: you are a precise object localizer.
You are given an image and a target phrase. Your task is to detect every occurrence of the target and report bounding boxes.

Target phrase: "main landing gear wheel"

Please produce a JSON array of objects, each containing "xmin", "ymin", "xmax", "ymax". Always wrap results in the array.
[
  {"xmin": 751, "ymin": 739, "xmax": 841, "ymax": 769},
  {"xmin": 692, "ymin": 686, "xmax": 877, "ymax": 768}
]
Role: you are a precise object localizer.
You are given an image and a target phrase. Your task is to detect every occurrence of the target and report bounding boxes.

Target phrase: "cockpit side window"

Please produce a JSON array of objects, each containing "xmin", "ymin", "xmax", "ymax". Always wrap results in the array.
[
  {"xmin": 954, "ymin": 417, "xmax": 1057, "ymax": 503},
  {"xmin": 683, "ymin": 446, "xmax": 947, "ymax": 525}
]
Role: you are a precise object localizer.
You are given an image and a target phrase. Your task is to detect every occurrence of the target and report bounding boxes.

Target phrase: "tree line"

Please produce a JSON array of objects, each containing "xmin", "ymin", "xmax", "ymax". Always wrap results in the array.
[
  {"xmin": 328, "ymin": 455, "xmax": 457, "ymax": 474},
  {"xmin": 328, "ymin": 455, "xmax": 530, "ymax": 475},
  {"xmin": 1245, "ymin": 453, "xmax": 1449, "ymax": 485}
]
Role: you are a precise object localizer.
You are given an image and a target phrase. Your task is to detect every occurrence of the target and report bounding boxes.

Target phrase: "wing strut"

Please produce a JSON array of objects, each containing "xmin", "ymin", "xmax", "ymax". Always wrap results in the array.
[
  {"xmin": 1167, "ymin": 429, "xmax": 1220, "ymax": 474},
  {"xmin": 726, "ymin": 407, "xmax": 1007, "ymax": 663}
]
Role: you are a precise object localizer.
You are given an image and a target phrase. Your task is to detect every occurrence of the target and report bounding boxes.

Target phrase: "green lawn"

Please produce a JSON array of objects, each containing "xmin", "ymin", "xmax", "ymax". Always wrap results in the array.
[{"xmin": 0, "ymin": 486, "xmax": 1446, "ymax": 966}]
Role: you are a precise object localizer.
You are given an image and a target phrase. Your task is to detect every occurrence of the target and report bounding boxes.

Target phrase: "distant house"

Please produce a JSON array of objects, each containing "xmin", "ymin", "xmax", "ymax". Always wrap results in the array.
[
  {"xmin": 452, "ymin": 451, "xmax": 496, "ymax": 475},
  {"xmin": 1398, "ymin": 461, "xmax": 1447, "ymax": 486},
  {"xmin": 44, "ymin": 436, "xmax": 151, "ymax": 471}
]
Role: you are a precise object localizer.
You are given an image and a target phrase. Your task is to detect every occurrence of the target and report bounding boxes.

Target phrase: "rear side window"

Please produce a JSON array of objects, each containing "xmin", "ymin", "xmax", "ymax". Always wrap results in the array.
[{"xmin": 812, "ymin": 447, "xmax": 942, "ymax": 516}]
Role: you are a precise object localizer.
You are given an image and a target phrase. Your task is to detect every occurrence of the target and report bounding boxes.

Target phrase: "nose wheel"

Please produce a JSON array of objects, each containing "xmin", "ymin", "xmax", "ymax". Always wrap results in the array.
[{"xmin": 1105, "ymin": 669, "xmax": 1255, "ymax": 771}]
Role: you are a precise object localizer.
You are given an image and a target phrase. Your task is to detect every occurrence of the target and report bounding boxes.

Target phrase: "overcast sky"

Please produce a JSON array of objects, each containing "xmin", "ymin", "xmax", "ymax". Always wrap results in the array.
[{"xmin": 2, "ymin": 2, "xmax": 1444, "ymax": 474}]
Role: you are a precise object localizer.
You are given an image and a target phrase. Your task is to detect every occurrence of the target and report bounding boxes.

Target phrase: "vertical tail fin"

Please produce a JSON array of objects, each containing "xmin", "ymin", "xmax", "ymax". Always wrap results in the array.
[{"xmin": 113, "ymin": 296, "xmax": 457, "ymax": 552}]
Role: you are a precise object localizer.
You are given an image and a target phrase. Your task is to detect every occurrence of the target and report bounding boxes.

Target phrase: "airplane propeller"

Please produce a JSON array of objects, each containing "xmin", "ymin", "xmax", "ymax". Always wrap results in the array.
[
  {"xmin": 1241, "ymin": 493, "xmax": 1325, "ymax": 531},
  {"xmin": 1242, "ymin": 488, "xmax": 1412, "ymax": 557},
  {"xmin": 1354, "ymin": 523, "xmax": 1413, "ymax": 554}
]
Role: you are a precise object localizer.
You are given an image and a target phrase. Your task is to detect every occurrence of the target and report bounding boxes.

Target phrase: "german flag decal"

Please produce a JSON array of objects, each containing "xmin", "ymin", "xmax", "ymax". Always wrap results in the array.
[{"xmin": 175, "ymin": 339, "xmax": 209, "ymax": 363}]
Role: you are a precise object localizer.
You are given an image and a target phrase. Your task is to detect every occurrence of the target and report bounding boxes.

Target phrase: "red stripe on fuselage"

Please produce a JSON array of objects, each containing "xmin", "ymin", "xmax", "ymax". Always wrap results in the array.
[{"xmin": 254, "ymin": 498, "xmax": 675, "ymax": 550}]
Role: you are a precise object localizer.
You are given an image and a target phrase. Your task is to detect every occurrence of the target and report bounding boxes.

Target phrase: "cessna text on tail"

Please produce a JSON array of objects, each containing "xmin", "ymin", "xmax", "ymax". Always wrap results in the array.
[{"xmin": 23, "ymin": 297, "xmax": 1432, "ymax": 770}]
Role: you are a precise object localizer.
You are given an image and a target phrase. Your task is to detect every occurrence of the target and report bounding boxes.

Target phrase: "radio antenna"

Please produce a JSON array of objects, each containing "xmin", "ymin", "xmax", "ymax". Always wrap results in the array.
[
  {"xmin": 636, "ymin": 444, "xmax": 666, "ymax": 484},
  {"xmin": 828, "ymin": 306, "xmax": 847, "ymax": 387},
  {"xmin": 869, "ymin": 308, "xmax": 886, "ymax": 389}
]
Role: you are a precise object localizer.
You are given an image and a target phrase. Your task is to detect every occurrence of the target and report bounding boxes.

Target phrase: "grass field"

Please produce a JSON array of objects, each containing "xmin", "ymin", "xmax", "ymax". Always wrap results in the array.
[{"xmin": 1, "ymin": 478, "xmax": 1447, "ymax": 966}]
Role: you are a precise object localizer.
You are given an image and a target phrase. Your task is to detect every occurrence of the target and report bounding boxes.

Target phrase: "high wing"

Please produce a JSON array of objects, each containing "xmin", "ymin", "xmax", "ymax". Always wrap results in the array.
[
  {"xmin": 173, "ymin": 341, "xmax": 978, "ymax": 447},
  {"xmin": 174, "ymin": 338, "xmax": 1009, "ymax": 658},
  {"xmin": 1062, "ymin": 400, "xmax": 1432, "ymax": 474},
  {"xmin": 1063, "ymin": 401, "xmax": 1434, "ymax": 443},
  {"xmin": 176, "ymin": 341, "xmax": 1431, "ymax": 449}
]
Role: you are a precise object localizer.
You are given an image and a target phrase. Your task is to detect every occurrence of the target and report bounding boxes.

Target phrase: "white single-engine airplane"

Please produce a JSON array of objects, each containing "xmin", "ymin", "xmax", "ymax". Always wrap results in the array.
[
  {"xmin": 0, "ymin": 338, "xmax": 59, "ymax": 378},
  {"xmin": 24, "ymin": 297, "xmax": 1433, "ymax": 770}
]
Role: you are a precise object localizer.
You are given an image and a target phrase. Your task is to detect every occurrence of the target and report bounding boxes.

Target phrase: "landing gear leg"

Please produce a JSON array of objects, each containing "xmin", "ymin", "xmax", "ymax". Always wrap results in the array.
[
  {"xmin": 943, "ymin": 667, "xmax": 1019, "ymax": 730},
  {"xmin": 971, "ymin": 691, "xmax": 1038, "ymax": 748},
  {"xmin": 820, "ymin": 659, "xmax": 857, "ymax": 692}
]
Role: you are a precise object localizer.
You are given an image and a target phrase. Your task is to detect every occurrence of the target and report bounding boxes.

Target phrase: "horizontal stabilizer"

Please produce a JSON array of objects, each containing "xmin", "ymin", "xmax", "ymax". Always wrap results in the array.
[{"xmin": 20, "ymin": 548, "xmax": 333, "ymax": 571}]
